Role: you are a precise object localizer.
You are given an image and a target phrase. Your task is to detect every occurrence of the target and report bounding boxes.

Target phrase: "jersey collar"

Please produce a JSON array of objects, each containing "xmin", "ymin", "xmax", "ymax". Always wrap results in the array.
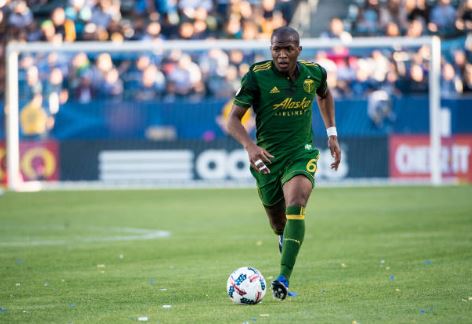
[{"xmin": 271, "ymin": 61, "xmax": 301, "ymax": 80}]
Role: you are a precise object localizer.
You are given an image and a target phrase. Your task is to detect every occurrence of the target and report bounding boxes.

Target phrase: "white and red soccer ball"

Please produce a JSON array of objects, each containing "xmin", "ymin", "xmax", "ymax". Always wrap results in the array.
[{"xmin": 227, "ymin": 266, "xmax": 266, "ymax": 304}]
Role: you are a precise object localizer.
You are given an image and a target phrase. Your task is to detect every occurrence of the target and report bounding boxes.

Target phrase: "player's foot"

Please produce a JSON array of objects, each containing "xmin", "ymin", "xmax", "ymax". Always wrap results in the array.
[
  {"xmin": 287, "ymin": 291, "xmax": 298, "ymax": 297},
  {"xmin": 278, "ymin": 234, "xmax": 283, "ymax": 254},
  {"xmin": 271, "ymin": 275, "xmax": 289, "ymax": 300}
]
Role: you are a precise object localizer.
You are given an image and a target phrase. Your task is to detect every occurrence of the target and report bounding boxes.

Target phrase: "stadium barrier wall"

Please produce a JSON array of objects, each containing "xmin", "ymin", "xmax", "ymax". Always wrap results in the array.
[{"xmin": 2, "ymin": 135, "xmax": 472, "ymax": 185}]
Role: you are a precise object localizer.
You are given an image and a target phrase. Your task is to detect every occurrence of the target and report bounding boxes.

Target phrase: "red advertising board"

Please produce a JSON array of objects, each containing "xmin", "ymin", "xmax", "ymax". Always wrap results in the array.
[
  {"xmin": 389, "ymin": 135, "xmax": 472, "ymax": 182},
  {"xmin": 0, "ymin": 140, "xmax": 60, "ymax": 184}
]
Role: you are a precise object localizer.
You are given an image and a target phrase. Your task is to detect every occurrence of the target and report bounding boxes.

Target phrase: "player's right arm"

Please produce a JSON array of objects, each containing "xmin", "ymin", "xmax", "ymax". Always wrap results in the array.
[
  {"xmin": 227, "ymin": 104, "xmax": 273, "ymax": 174},
  {"xmin": 227, "ymin": 69, "xmax": 273, "ymax": 174}
]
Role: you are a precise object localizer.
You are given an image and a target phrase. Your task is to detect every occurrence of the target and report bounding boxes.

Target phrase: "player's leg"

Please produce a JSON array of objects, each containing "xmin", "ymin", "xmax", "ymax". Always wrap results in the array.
[
  {"xmin": 263, "ymin": 200, "xmax": 286, "ymax": 253},
  {"xmin": 272, "ymin": 175, "xmax": 312, "ymax": 300},
  {"xmin": 254, "ymin": 171, "xmax": 285, "ymax": 253},
  {"xmin": 272, "ymin": 150, "xmax": 319, "ymax": 300},
  {"xmin": 280, "ymin": 175, "xmax": 312, "ymax": 279}
]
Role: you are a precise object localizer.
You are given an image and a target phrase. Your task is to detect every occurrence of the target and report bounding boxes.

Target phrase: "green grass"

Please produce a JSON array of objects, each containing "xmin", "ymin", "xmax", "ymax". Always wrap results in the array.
[{"xmin": 0, "ymin": 186, "xmax": 471, "ymax": 323}]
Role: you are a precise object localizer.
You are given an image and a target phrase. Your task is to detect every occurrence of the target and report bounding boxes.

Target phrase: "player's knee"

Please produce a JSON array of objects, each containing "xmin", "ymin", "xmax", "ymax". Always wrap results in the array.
[{"xmin": 285, "ymin": 196, "xmax": 308, "ymax": 207}]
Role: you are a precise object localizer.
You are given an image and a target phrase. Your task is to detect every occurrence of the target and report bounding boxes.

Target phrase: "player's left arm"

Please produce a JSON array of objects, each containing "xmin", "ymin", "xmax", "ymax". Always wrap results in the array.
[{"xmin": 315, "ymin": 66, "xmax": 341, "ymax": 171}]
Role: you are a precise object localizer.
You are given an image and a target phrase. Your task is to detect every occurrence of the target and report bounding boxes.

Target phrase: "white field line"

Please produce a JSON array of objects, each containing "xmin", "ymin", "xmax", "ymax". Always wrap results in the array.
[{"xmin": 0, "ymin": 227, "xmax": 171, "ymax": 247}]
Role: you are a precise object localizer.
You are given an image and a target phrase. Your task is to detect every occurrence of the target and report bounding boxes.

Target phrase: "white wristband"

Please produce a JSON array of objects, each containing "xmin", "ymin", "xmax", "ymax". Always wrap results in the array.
[{"xmin": 326, "ymin": 127, "xmax": 337, "ymax": 137}]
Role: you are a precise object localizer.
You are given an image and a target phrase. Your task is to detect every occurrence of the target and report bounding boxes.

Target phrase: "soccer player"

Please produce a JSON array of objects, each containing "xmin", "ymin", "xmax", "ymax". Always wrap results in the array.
[{"xmin": 226, "ymin": 26, "xmax": 341, "ymax": 300}]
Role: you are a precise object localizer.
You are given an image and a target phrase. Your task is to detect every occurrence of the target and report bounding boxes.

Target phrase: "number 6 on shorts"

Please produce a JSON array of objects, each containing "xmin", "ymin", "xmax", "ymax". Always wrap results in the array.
[{"xmin": 306, "ymin": 158, "xmax": 318, "ymax": 173}]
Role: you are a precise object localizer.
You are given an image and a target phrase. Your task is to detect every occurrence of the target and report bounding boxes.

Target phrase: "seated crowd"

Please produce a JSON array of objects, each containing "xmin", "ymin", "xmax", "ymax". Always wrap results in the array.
[{"xmin": 1, "ymin": 0, "xmax": 471, "ymax": 111}]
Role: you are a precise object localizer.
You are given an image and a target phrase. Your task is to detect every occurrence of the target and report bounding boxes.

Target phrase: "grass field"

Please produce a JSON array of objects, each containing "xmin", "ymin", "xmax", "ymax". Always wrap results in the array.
[{"xmin": 0, "ymin": 186, "xmax": 471, "ymax": 323}]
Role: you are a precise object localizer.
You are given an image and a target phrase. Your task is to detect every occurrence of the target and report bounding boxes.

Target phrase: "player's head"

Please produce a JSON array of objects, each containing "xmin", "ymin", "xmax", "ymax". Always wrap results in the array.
[{"xmin": 270, "ymin": 26, "xmax": 302, "ymax": 74}]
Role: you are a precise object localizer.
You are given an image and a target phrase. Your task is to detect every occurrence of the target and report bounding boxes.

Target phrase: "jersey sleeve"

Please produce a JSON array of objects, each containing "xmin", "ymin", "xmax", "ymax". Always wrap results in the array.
[
  {"xmin": 315, "ymin": 64, "xmax": 329, "ymax": 98},
  {"xmin": 233, "ymin": 70, "xmax": 258, "ymax": 108}
]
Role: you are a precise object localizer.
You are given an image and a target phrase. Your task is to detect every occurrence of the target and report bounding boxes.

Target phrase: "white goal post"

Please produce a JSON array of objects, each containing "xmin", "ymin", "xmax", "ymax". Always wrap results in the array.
[{"xmin": 5, "ymin": 36, "xmax": 442, "ymax": 191}]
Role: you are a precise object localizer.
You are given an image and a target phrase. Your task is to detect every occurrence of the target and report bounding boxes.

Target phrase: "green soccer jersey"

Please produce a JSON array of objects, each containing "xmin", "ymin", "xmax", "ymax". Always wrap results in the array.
[{"xmin": 234, "ymin": 60, "xmax": 328, "ymax": 159}]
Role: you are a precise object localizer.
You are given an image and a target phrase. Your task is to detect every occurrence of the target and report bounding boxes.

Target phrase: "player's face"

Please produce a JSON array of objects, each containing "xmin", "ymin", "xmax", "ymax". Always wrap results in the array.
[{"xmin": 271, "ymin": 36, "xmax": 301, "ymax": 74}]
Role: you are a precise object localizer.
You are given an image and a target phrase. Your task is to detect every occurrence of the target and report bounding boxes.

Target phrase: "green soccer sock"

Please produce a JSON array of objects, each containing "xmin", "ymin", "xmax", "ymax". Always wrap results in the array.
[{"xmin": 280, "ymin": 205, "xmax": 306, "ymax": 282}]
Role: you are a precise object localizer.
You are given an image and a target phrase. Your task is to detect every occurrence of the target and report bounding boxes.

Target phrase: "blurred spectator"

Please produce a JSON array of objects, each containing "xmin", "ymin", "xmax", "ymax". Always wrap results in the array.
[
  {"xmin": 429, "ymin": 0, "xmax": 457, "ymax": 35},
  {"xmin": 406, "ymin": 0, "xmax": 430, "ymax": 25},
  {"xmin": 39, "ymin": 19, "xmax": 56, "ymax": 41},
  {"xmin": 22, "ymin": 65, "xmax": 42, "ymax": 101},
  {"xmin": 91, "ymin": 0, "xmax": 120, "ymax": 30},
  {"xmin": 99, "ymin": 68, "xmax": 124, "ymax": 98},
  {"xmin": 45, "ymin": 67, "xmax": 68, "ymax": 115},
  {"xmin": 403, "ymin": 64, "xmax": 428, "ymax": 94},
  {"xmin": 91, "ymin": 52, "xmax": 114, "ymax": 89},
  {"xmin": 134, "ymin": 64, "xmax": 166, "ymax": 101},
  {"xmin": 441, "ymin": 62, "xmax": 463, "ymax": 96},
  {"xmin": 69, "ymin": 52, "xmax": 94, "ymax": 103},
  {"xmin": 224, "ymin": 13, "xmax": 242, "ymax": 39},
  {"xmin": 379, "ymin": 0, "xmax": 408, "ymax": 33},
  {"xmin": 462, "ymin": 63, "xmax": 472, "ymax": 92},
  {"xmin": 453, "ymin": 49, "xmax": 467, "ymax": 77},
  {"xmin": 178, "ymin": 21, "xmax": 195, "ymax": 39},
  {"xmin": 20, "ymin": 94, "xmax": 52, "ymax": 138},
  {"xmin": 26, "ymin": 20, "xmax": 42, "ymax": 41},
  {"xmin": 179, "ymin": 0, "xmax": 213, "ymax": 21},
  {"xmin": 259, "ymin": 0, "xmax": 287, "ymax": 38},
  {"xmin": 199, "ymin": 48, "xmax": 229, "ymax": 80},
  {"xmin": 322, "ymin": 17, "xmax": 353, "ymax": 41},
  {"xmin": 370, "ymin": 50, "xmax": 390, "ymax": 83},
  {"xmin": 406, "ymin": 18, "xmax": 425, "ymax": 37},
  {"xmin": 261, "ymin": 0, "xmax": 277, "ymax": 19},
  {"xmin": 208, "ymin": 64, "xmax": 239, "ymax": 98},
  {"xmin": 74, "ymin": 70, "xmax": 94, "ymax": 103},
  {"xmin": 456, "ymin": 0, "xmax": 472, "ymax": 33},
  {"xmin": 50, "ymin": 7, "xmax": 76, "ymax": 42},
  {"xmin": 192, "ymin": 6, "xmax": 216, "ymax": 38},
  {"xmin": 141, "ymin": 20, "xmax": 164, "ymax": 41},
  {"xmin": 351, "ymin": 66, "xmax": 376, "ymax": 96},
  {"xmin": 242, "ymin": 20, "xmax": 260, "ymax": 40},
  {"xmin": 64, "ymin": 0, "xmax": 93, "ymax": 39},
  {"xmin": 8, "ymin": 1, "xmax": 33, "ymax": 31},
  {"xmin": 228, "ymin": 49, "xmax": 246, "ymax": 69},
  {"xmin": 385, "ymin": 21, "xmax": 401, "ymax": 37},
  {"xmin": 367, "ymin": 90, "xmax": 396, "ymax": 129},
  {"xmin": 381, "ymin": 69, "xmax": 402, "ymax": 96},
  {"xmin": 354, "ymin": 0, "xmax": 381, "ymax": 35},
  {"xmin": 135, "ymin": 0, "xmax": 178, "ymax": 18},
  {"xmin": 166, "ymin": 53, "xmax": 202, "ymax": 97}
]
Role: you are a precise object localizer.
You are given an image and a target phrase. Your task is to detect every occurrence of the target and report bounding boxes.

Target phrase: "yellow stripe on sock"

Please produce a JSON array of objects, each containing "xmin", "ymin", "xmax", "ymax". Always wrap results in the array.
[{"xmin": 286, "ymin": 214, "xmax": 305, "ymax": 220}]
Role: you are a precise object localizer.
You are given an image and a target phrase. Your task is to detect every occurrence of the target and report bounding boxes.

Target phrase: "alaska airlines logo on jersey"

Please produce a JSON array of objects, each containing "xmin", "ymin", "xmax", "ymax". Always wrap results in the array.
[
  {"xmin": 273, "ymin": 97, "xmax": 312, "ymax": 110},
  {"xmin": 270, "ymin": 86, "xmax": 280, "ymax": 94},
  {"xmin": 303, "ymin": 79, "xmax": 315, "ymax": 94}
]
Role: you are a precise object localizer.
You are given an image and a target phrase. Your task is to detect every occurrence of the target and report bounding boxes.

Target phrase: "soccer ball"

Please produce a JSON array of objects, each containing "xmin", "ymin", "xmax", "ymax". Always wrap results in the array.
[{"xmin": 226, "ymin": 266, "xmax": 266, "ymax": 304}]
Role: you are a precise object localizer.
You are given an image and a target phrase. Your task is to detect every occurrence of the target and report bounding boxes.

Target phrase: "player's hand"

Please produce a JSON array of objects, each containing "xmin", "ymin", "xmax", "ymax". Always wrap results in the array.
[
  {"xmin": 328, "ymin": 136, "xmax": 341, "ymax": 171},
  {"xmin": 246, "ymin": 143, "xmax": 274, "ymax": 174}
]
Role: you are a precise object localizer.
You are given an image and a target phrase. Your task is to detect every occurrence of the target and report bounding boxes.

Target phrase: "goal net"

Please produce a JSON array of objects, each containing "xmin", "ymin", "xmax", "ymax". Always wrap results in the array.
[{"xmin": 4, "ymin": 37, "xmax": 444, "ymax": 191}]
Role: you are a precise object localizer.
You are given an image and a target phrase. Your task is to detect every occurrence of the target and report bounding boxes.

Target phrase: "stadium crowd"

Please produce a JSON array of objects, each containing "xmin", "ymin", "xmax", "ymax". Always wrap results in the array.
[
  {"xmin": 0, "ymin": 0, "xmax": 471, "ymax": 112},
  {"xmin": 321, "ymin": 0, "xmax": 472, "ymax": 99}
]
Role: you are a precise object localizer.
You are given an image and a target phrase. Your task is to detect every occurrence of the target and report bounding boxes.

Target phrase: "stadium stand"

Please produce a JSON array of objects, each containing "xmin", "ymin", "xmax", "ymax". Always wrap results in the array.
[{"xmin": 1, "ymin": 0, "xmax": 471, "ymax": 105}]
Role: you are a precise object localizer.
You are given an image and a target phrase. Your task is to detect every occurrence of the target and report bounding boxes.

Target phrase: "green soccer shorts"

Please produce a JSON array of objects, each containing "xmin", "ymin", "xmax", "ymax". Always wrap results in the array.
[{"xmin": 251, "ymin": 148, "xmax": 320, "ymax": 207}]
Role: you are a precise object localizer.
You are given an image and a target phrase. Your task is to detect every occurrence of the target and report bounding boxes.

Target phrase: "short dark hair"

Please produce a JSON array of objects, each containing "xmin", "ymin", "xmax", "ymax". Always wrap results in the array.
[{"xmin": 271, "ymin": 26, "xmax": 300, "ymax": 45}]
